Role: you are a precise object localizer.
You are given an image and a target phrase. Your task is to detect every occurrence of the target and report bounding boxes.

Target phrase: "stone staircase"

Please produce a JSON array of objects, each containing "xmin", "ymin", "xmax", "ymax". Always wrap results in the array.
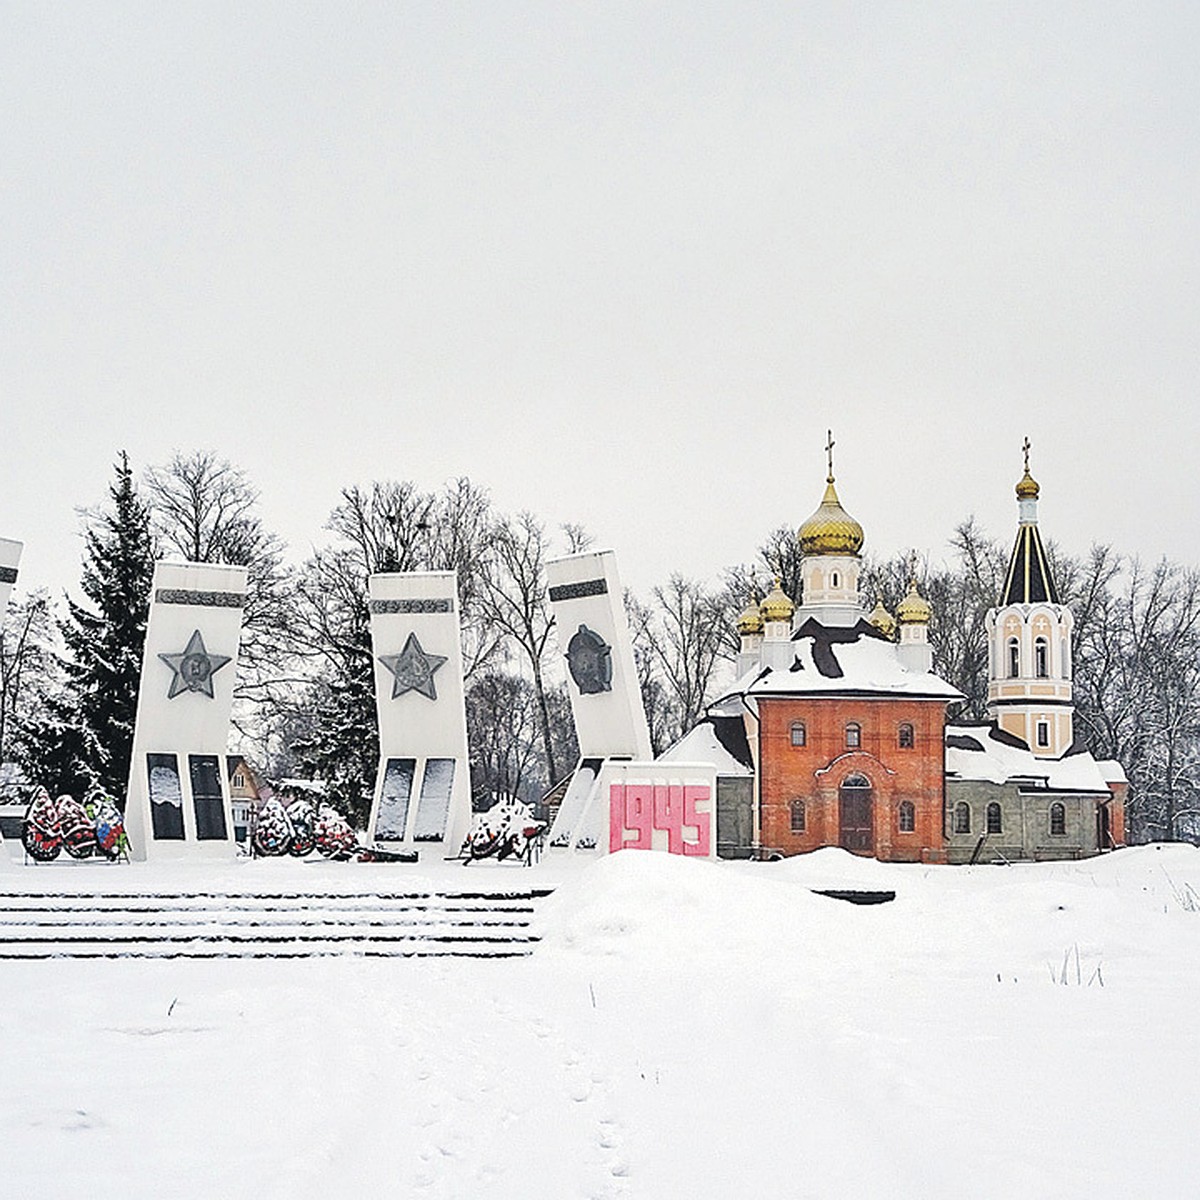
[{"xmin": 0, "ymin": 888, "xmax": 555, "ymax": 959}]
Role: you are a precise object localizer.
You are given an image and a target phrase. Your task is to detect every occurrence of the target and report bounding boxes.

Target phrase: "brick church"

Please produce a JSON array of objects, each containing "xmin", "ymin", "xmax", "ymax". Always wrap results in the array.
[{"xmin": 662, "ymin": 442, "xmax": 1126, "ymax": 863}]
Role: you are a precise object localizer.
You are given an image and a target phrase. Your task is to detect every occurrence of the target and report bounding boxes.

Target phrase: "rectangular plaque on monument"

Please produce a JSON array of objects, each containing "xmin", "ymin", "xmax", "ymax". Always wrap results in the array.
[
  {"xmin": 545, "ymin": 549, "xmax": 653, "ymax": 850},
  {"xmin": 123, "ymin": 562, "xmax": 247, "ymax": 861},
  {"xmin": 0, "ymin": 538, "xmax": 22, "ymax": 615},
  {"xmin": 365, "ymin": 572, "xmax": 472, "ymax": 854}
]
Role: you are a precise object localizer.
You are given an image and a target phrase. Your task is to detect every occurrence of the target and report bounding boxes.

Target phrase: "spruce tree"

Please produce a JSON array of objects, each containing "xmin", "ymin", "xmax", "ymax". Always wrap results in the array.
[{"xmin": 55, "ymin": 453, "xmax": 156, "ymax": 800}]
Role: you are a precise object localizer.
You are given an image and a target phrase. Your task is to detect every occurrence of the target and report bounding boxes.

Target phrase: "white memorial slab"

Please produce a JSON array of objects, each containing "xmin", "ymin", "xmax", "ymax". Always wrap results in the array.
[
  {"xmin": 365, "ymin": 571, "xmax": 472, "ymax": 855},
  {"xmin": 545, "ymin": 549, "xmax": 652, "ymax": 849},
  {"xmin": 0, "ymin": 538, "xmax": 22, "ymax": 614},
  {"xmin": 552, "ymin": 759, "xmax": 717, "ymax": 857},
  {"xmin": 123, "ymin": 562, "xmax": 248, "ymax": 861}
]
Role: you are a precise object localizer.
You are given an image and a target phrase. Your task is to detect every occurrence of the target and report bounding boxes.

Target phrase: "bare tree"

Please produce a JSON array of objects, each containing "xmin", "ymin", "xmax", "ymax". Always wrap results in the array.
[
  {"xmin": 0, "ymin": 590, "xmax": 56, "ymax": 777},
  {"xmin": 142, "ymin": 451, "xmax": 293, "ymax": 687},
  {"xmin": 626, "ymin": 590, "xmax": 683, "ymax": 755},
  {"xmin": 478, "ymin": 512, "xmax": 559, "ymax": 783},
  {"xmin": 648, "ymin": 575, "xmax": 730, "ymax": 738}
]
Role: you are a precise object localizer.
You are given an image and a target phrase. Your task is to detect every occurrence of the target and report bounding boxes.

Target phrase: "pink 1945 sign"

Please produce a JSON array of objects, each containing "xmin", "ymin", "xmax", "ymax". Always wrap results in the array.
[{"xmin": 609, "ymin": 782, "xmax": 712, "ymax": 856}]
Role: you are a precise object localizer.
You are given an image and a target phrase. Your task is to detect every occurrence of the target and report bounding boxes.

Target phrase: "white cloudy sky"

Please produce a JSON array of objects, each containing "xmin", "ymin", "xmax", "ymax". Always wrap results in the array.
[{"xmin": 3, "ymin": 2, "xmax": 1197, "ymax": 600}]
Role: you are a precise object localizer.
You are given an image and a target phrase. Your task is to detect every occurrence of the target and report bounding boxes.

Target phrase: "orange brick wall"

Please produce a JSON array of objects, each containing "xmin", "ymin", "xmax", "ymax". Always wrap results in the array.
[{"xmin": 758, "ymin": 696, "xmax": 948, "ymax": 862}]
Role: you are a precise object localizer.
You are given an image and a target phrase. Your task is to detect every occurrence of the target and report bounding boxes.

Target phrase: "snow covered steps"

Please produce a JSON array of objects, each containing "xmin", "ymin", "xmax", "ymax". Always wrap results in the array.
[{"xmin": 0, "ymin": 888, "xmax": 556, "ymax": 959}]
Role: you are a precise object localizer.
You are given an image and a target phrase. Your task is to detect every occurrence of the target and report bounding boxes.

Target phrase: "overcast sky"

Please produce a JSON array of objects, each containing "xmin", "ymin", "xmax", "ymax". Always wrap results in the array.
[{"xmin": 3, "ymin": 2, "xmax": 1198, "ymax": 603}]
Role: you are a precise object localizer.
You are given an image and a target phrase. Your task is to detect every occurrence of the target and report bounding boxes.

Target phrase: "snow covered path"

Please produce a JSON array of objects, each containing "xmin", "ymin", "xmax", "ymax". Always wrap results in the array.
[{"xmin": 1, "ymin": 845, "xmax": 1197, "ymax": 1199}]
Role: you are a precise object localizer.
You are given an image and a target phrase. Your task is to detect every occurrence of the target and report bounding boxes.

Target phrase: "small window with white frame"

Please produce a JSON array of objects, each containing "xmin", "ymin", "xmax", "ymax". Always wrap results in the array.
[
  {"xmin": 1036, "ymin": 720, "xmax": 1050, "ymax": 748},
  {"xmin": 790, "ymin": 721, "xmax": 806, "ymax": 747}
]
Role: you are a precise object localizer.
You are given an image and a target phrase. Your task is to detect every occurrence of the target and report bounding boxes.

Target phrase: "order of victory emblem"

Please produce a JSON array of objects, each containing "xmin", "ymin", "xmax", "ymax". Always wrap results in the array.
[{"xmin": 566, "ymin": 624, "xmax": 613, "ymax": 695}]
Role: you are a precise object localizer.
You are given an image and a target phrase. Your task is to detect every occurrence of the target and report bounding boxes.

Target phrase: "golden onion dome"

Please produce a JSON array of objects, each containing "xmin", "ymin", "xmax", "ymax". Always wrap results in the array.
[
  {"xmin": 797, "ymin": 479, "xmax": 864, "ymax": 557},
  {"xmin": 735, "ymin": 596, "xmax": 764, "ymax": 635},
  {"xmin": 896, "ymin": 578, "xmax": 933, "ymax": 625},
  {"xmin": 868, "ymin": 600, "xmax": 897, "ymax": 640},
  {"xmin": 1015, "ymin": 437, "xmax": 1040, "ymax": 499},
  {"xmin": 759, "ymin": 577, "xmax": 795, "ymax": 623}
]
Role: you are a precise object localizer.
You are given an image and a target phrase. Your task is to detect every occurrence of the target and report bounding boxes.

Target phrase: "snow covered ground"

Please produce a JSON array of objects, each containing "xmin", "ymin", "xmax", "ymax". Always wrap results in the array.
[{"xmin": 2, "ymin": 843, "xmax": 1198, "ymax": 1199}]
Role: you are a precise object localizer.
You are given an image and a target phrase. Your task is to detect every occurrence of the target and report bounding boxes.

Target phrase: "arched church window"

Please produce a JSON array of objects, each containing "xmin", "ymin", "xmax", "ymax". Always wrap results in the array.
[
  {"xmin": 790, "ymin": 721, "xmax": 806, "ymax": 747},
  {"xmin": 1007, "ymin": 638, "xmax": 1020, "ymax": 678},
  {"xmin": 898, "ymin": 723, "xmax": 914, "ymax": 749},
  {"xmin": 831, "ymin": 571, "xmax": 840, "ymax": 589},
  {"xmin": 954, "ymin": 802, "xmax": 971, "ymax": 834},
  {"xmin": 898, "ymin": 800, "xmax": 915, "ymax": 832},
  {"xmin": 1049, "ymin": 802, "xmax": 1066, "ymax": 835},
  {"xmin": 986, "ymin": 802, "xmax": 1002, "ymax": 834},
  {"xmin": 789, "ymin": 798, "xmax": 806, "ymax": 833},
  {"xmin": 1062, "ymin": 639, "xmax": 1070, "ymax": 680},
  {"xmin": 845, "ymin": 722, "xmax": 861, "ymax": 749},
  {"xmin": 1035, "ymin": 636, "xmax": 1049, "ymax": 678}
]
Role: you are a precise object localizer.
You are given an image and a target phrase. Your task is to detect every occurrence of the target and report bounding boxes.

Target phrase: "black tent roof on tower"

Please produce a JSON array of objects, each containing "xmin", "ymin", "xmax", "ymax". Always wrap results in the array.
[{"xmin": 1000, "ymin": 522, "xmax": 1060, "ymax": 605}]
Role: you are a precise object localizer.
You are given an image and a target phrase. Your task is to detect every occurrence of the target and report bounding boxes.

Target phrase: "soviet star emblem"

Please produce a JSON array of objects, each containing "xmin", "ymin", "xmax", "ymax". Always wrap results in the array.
[
  {"xmin": 378, "ymin": 632, "xmax": 447, "ymax": 701},
  {"xmin": 158, "ymin": 629, "xmax": 232, "ymax": 700},
  {"xmin": 566, "ymin": 624, "xmax": 613, "ymax": 694}
]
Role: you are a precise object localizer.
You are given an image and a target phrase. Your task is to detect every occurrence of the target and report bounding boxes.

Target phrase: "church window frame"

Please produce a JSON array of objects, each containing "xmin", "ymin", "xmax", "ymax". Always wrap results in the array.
[
  {"xmin": 1035, "ymin": 636, "xmax": 1049, "ymax": 678},
  {"xmin": 790, "ymin": 721, "xmax": 806, "ymax": 748},
  {"xmin": 1061, "ymin": 638, "xmax": 1070, "ymax": 680},
  {"xmin": 898, "ymin": 800, "xmax": 915, "ymax": 833},
  {"xmin": 986, "ymin": 802, "xmax": 1002, "ymax": 834},
  {"xmin": 789, "ymin": 798, "xmax": 806, "ymax": 833},
  {"xmin": 831, "ymin": 571, "xmax": 840, "ymax": 589},
  {"xmin": 1049, "ymin": 802, "xmax": 1066, "ymax": 835},
  {"xmin": 898, "ymin": 722, "xmax": 914, "ymax": 749},
  {"xmin": 845, "ymin": 722, "xmax": 861, "ymax": 749},
  {"xmin": 953, "ymin": 801, "xmax": 971, "ymax": 834},
  {"xmin": 1007, "ymin": 637, "xmax": 1020, "ymax": 678},
  {"xmin": 1036, "ymin": 720, "xmax": 1050, "ymax": 748}
]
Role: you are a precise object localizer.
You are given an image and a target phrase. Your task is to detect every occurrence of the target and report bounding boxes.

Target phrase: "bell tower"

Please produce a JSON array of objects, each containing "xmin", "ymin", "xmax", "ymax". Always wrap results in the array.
[{"xmin": 985, "ymin": 441, "xmax": 1074, "ymax": 757}]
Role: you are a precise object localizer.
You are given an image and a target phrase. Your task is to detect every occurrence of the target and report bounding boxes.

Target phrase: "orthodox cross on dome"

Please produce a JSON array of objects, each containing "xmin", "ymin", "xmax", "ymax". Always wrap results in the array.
[
  {"xmin": 158, "ymin": 629, "xmax": 231, "ymax": 700},
  {"xmin": 378, "ymin": 632, "xmax": 447, "ymax": 701},
  {"xmin": 1022, "ymin": 436, "xmax": 1031, "ymax": 473},
  {"xmin": 825, "ymin": 429, "xmax": 836, "ymax": 483}
]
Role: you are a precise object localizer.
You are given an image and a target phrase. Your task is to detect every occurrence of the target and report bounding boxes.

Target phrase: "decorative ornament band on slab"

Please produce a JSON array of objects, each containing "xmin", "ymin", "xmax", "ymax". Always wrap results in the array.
[
  {"xmin": 155, "ymin": 588, "xmax": 246, "ymax": 608},
  {"xmin": 549, "ymin": 578, "xmax": 608, "ymax": 602},
  {"xmin": 566, "ymin": 624, "xmax": 613, "ymax": 694},
  {"xmin": 369, "ymin": 597, "xmax": 454, "ymax": 615},
  {"xmin": 158, "ymin": 629, "xmax": 232, "ymax": 699},
  {"xmin": 378, "ymin": 631, "xmax": 447, "ymax": 700}
]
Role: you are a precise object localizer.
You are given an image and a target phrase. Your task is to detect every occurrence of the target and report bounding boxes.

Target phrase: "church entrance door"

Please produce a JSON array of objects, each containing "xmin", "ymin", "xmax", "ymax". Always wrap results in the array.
[{"xmin": 839, "ymin": 775, "xmax": 874, "ymax": 855}]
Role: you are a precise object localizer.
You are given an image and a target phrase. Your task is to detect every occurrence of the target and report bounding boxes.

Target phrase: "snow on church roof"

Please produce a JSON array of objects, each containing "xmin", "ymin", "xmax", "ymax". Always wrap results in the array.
[
  {"xmin": 945, "ymin": 724, "xmax": 1114, "ymax": 793},
  {"xmin": 659, "ymin": 717, "xmax": 754, "ymax": 777},
  {"xmin": 722, "ymin": 619, "xmax": 964, "ymax": 704}
]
